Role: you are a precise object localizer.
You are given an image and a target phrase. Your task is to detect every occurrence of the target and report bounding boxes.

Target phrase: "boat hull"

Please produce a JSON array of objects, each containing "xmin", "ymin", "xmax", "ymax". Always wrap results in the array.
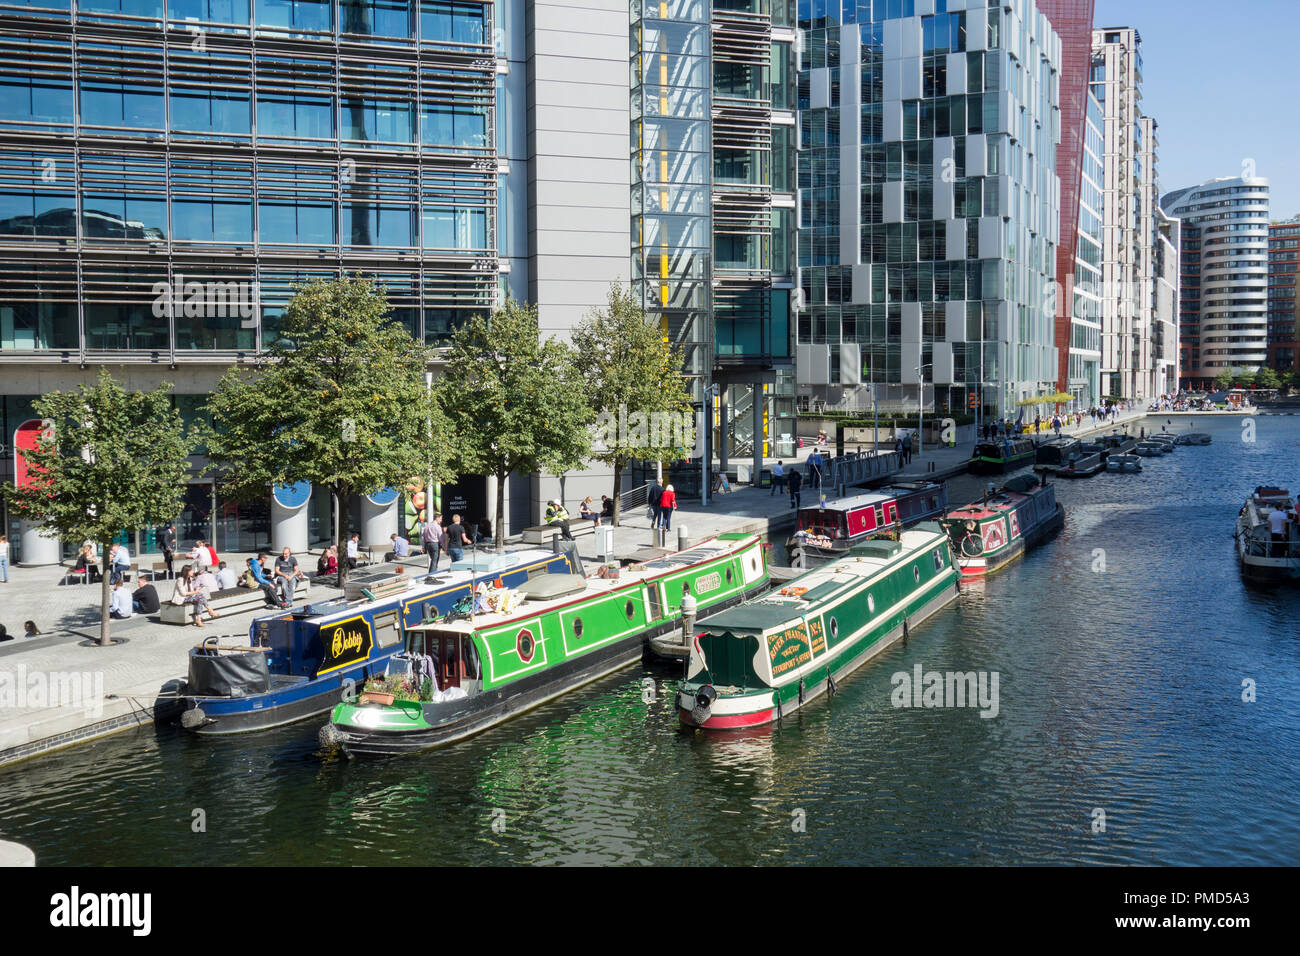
[{"xmin": 955, "ymin": 503, "xmax": 1064, "ymax": 580}]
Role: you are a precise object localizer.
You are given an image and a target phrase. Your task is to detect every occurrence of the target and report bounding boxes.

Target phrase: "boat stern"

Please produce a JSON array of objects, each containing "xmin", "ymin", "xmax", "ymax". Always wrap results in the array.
[{"xmin": 676, "ymin": 683, "xmax": 777, "ymax": 730}]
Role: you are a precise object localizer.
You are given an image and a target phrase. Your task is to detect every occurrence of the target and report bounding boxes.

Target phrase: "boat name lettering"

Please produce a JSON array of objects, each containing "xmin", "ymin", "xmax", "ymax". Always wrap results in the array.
[
  {"xmin": 696, "ymin": 572, "xmax": 721, "ymax": 594},
  {"xmin": 769, "ymin": 624, "xmax": 812, "ymax": 677},
  {"xmin": 332, "ymin": 628, "xmax": 365, "ymax": 658}
]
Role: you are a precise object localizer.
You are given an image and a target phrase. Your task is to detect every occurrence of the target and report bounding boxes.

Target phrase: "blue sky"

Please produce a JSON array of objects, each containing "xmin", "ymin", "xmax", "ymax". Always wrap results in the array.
[{"xmin": 1093, "ymin": 0, "xmax": 1299, "ymax": 219}]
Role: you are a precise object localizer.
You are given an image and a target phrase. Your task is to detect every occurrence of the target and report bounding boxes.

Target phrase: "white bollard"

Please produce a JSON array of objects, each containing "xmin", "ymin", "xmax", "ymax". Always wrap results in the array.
[{"xmin": 677, "ymin": 526, "xmax": 688, "ymax": 552}]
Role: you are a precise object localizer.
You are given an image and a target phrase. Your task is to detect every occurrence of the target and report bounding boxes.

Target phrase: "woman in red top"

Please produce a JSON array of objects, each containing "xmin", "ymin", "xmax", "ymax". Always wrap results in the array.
[
  {"xmin": 659, "ymin": 484, "xmax": 677, "ymax": 530},
  {"xmin": 205, "ymin": 543, "xmax": 219, "ymax": 567}
]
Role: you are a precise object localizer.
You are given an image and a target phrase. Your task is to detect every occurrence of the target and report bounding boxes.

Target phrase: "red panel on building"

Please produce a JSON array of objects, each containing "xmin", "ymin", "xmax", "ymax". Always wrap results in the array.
[
  {"xmin": 1038, "ymin": 0, "xmax": 1096, "ymax": 393},
  {"xmin": 13, "ymin": 418, "xmax": 51, "ymax": 490}
]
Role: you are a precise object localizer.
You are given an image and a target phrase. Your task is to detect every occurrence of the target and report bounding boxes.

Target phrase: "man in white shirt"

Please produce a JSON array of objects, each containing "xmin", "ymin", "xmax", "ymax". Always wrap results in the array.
[
  {"xmin": 770, "ymin": 460, "xmax": 785, "ymax": 497},
  {"xmin": 190, "ymin": 540, "xmax": 211, "ymax": 571},
  {"xmin": 214, "ymin": 561, "xmax": 238, "ymax": 590},
  {"xmin": 346, "ymin": 534, "xmax": 361, "ymax": 569},
  {"xmin": 1269, "ymin": 507, "xmax": 1288, "ymax": 556},
  {"xmin": 109, "ymin": 579, "xmax": 133, "ymax": 619},
  {"xmin": 389, "ymin": 533, "xmax": 410, "ymax": 561},
  {"xmin": 110, "ymin": 543, "xmax": 131, "ymax": 585}
]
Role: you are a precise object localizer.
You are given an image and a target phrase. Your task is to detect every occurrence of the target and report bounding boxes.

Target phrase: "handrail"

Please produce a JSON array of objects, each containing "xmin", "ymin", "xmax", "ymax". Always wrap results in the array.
[{"xmin": 620, "ymin": 481, "xmax": 653, "ymax": 512}]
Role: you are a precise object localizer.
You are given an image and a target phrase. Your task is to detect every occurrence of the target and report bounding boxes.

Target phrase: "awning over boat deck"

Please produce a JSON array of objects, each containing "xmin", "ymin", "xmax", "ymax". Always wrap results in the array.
[{"xmin": 700, "ymin": 601, "xmax": 804, "ymax": 633}]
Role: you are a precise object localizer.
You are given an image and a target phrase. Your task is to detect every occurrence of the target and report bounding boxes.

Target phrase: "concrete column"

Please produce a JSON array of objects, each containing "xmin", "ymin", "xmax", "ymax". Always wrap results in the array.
[
  {"xmin": 752, "ymin": 382, "xmax": 762, "ymax": 487},
  {"xmin": 271, "ymin": 483, "xmax": 311, "ymax": 553},
  {"xmin": 360, "ymin": 497, "xmax": 398, "ymax": 548},
  {"xmin": 18, "ymin": 519, "xmax": 60, "ymax": 566}
]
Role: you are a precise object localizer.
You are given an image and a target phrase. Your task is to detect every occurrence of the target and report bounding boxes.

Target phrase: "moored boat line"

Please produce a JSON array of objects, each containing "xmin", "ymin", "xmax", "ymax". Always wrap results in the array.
[
  {"xmin": 938, "ymin": 474, "xmax": 1064, "ymax": 580},
  {"xmin": 785, "ymin": 480, "xmax": 947, "ymax": 568}
]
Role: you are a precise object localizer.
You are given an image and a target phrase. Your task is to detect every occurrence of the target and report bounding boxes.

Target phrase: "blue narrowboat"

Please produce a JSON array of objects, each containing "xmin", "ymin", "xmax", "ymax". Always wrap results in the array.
[{"xmin": 179, "ymin": 548, "xmax": 576, "ymax": 734}]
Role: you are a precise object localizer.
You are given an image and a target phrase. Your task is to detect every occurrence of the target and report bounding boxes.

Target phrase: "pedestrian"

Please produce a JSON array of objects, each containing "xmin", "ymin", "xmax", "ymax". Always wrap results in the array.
[
  {"xmin": 809, "ymin": 449, "xmax": 824, "ymax": 488},
  {"xmin": 346, "ymin": 533, "xmax": 361, "ymax": 569},
  {"xmin": 0, "ymin": 534, "xmax": 8, "ymax": 583},
  {"xmin": 902, "ymin": 431, "xmax": 913, "ymax": 465},
  {"xmin": 1052, "ymin": 415, "xmax": 1061, "ymax": 437},
  {"xmin": 445, "ymin": 514, "xmax": 469, "ymax": 563},
  {"xmin": 158, "ymin": 524, "xmax": 176, "ymax": 577},
  {"xmin": 109, "ymin": 579, "xmax": 133, "ymax": 619},
  {"xmin": 659, "ymin": 484, "xmax": 677, "ymax": 530},
  {"xmin": 246, "ymin": 553, "xmax": 286, "ymax": 608},
  {"xmin": 648, "ymin": 479, "xmax": 664, "ymax": 527},
  {"xmin": 132, "ymin": 578, "xmax": 160, "ymax": 615},
  {"xmin": 770, "ymin": 460, "xmax": 785, "ymax": 496},
  {"xmin": 24, "ymin": 621, "xmax": 40, "ymax": 637},
  {"xmin": 894, "ymin": 436, "xmax": 903, "ymax": 461},
  {"xmin": 274, "ymin": 546, "xmax": 307, "ymax": 605},
  {"xmin": 421, "ymin": 512, "xmax": 444, "ymax": 573},
  {"xmin": 600, "ymin": 495, "xmax": 614, "ymax": 519},
  {"xmin": 788, "ymin": 467, "xmax": 803, "ymax": 510},
  {"xmin": 545, "ymin": 499, "xmax": 574, "ymax": 540}
]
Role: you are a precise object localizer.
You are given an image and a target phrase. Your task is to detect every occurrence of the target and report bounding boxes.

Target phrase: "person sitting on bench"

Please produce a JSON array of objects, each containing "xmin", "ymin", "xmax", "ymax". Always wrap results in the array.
[
  {"xmin": 545, "ymin": 499, "xmax": 574, "ymax": 540},
  {"xmin": 247, "ymin": 553, "xmax": 287, "ymax": 608}
]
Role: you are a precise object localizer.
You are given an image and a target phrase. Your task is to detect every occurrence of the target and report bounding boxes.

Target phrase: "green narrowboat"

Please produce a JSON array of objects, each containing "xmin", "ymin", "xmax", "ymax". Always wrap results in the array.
[
  {"xmin": 676, "ymin": 524, "xmax": 959, "ymax": 730},
  {"xmin": 325, "ymin": 533, "xmax": 768, "ymax": 755},
  {"xmin": 969, "ymin": 436, "xmax": 1036, "ymax": 474}
]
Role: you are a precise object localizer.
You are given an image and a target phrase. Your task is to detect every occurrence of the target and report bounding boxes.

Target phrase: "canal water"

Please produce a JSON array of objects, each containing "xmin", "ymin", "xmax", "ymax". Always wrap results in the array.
[{"xmin": 2, "ymin": 414, "xmax": 1298, "ymax": 865}]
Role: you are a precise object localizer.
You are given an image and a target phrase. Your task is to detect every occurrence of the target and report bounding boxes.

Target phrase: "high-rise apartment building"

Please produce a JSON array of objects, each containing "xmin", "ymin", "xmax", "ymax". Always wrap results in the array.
[
  {"xmin": 794, "ymin": 0, "xmax": 1063, "ymax": 423},
  {"xmin": 1065, "ymin": 87, "xmax": 1102, "ymax": 405},
  {"xmin": 1162, "ymin": 176, "xmax": 1270, "ymax": 389},
  {"xmin": 1090, "ymin": 26, "xmax": 1169, "ymax": 402},
  {"xmin": 1267, "ymin": 217, "xmax": 1300, "ymax": 371}
]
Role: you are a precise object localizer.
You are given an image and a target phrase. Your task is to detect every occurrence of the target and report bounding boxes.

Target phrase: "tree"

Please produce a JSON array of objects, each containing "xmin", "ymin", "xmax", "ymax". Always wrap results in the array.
[
  {"xmin": 10, "ymin": 370, "xmax": 191, "ymax": 645},
  {"xmin": 1254, "ymin": 366, "xmax": 1280, "ymax": 389},
  {"xmin": 436, "ymin": 299, "xmax": 592, "ymax": 550},
  {"xmin": 1213, "ymin": 369, "xmax": 1234, "ymax": 391},
  {"xmin": 202, "ymin": 276, "xmax": 452, "ymax": 589},
  {"xmin": 571, "ymin": 284, "xmax": 694, "ymax": 525}
]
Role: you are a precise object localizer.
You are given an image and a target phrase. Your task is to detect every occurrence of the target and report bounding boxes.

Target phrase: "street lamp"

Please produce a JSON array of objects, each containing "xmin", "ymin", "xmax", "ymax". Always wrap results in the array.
[{"xmin": 914, "ymin": 363, "xmax": 933, "ymax": 456}]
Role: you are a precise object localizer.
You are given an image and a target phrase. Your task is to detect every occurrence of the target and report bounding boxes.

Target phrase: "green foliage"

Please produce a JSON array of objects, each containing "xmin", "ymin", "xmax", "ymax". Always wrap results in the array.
[
  {"xmin": 202, "ymin": 277, "xmax": 452, "ymax": 580},
  {"xmin": 435, "ymin": 299, "xmax": 592, "ymax": 547},
  {"xmin": 571, "ymin": 284, "xmax": 693, "ymax": 524},
  {"xmin": 1213, "ymin": 369, "xmax": 1234, "ymax": 390},
  {"xmin": 1254, "ymin": 366, "xmax": 1280, "ymax": 389},
  {"xmin": 10, "ymin": 369, "xmax": 191, "ymax": 644}
]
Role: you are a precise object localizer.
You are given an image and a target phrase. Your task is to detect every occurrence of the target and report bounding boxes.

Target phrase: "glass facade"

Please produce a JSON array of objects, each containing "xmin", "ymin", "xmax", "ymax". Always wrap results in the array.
[{"xmin": 0, "ymin": 1, "xmax": 499, "ymax": 359}]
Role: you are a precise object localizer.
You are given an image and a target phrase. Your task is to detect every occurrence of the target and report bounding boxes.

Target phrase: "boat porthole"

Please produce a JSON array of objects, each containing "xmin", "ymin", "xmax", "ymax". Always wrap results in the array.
[
  {"xmin": 682, "ymin": 582, "xmax": 690, "ymax": 595},
  {"xmin": 573, "ymin": 617, "xmax": 583, "ymax": 638},
  {"xmin": 913, "ymin": 565, "xmax": 920, "ymax": 583},
  {"xmin": 516, "ymin": 629, "xmax": 535, "ymax": 663},
  {"xmin": 829, "ymin": 617, "xmax": 839, "ymax": 639},
  {"xmin": 867, "ymin": 594, "xmax": 875, "ymax": 613},
  {"xmin": 625, "ymin": 599, "xmax": 636, "ymax": 620},
  {"xmin": 725, "ymin": 567, "xmax": 733, "ymax": 583}
]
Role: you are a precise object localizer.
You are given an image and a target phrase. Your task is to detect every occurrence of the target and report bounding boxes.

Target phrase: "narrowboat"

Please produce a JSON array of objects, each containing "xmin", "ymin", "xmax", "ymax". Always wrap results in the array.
[
  {"xmin": 939, "ymin": 474, "xmax": 1064, "ymax": 580},
  {"xmin": 969, "ymin": 436, "xmax": 1036, "ymax": 474},
  {"xmin": 1133, "ymin": 441, "xmax": 1166, "ymax": 457},
  {"xmin": 1176, "ymin": 432, "xmax": 1212, "ymax": 446},
  {"xmin": 179, "ymin": 548, "xmax": 575, "ymax": 734},
  {"xmin": 1098, "ymin": 432, "xmax": 1137, "ymax": 454},
  {"xmin": 676, "ymin": 525, "xmax": 959, "ymax": 730},
  {"xmin": 1033, "ymin": 437, "xmax": 1104, "ymax": 478},
  {"xmin": 1106, "ymin": 454, "xmax": 1142, "ymax": 473},
  {"xmin": 785, "ymin": 480, "xmax": 947, "ymax": 568},
  {"xmin": 1235, "ymin": 487, "xmax": 1300, "ymax": 584},
  {"xmin": 323, "ymin": 533, "xmax": 769, "ymax": 756}
]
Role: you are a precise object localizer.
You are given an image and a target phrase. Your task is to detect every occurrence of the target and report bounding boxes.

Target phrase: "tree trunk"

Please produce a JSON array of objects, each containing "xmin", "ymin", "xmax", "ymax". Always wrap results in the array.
[
  {"xmin": 495, "ymin": 471, "xmax": 507, "ymax": 553},
  {"xmin": 99, "ymin": 538, "xmax": 113, "ymax": 646},
  {"xmin": 611, "ymin": 458, "xmax": 622, "ymax": 528},
  {"xmin": 335, "ymin": 483, "xmax": 349, "ymax": 592}
]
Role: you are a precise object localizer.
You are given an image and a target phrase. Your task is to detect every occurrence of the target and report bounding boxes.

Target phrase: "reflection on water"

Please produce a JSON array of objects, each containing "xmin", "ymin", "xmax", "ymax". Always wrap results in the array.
[{"xmin": 2, "ymin": 416, "xmax": 1299, "ymax": 865}]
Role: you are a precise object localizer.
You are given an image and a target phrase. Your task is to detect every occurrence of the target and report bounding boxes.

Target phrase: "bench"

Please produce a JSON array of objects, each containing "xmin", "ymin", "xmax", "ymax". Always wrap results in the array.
[
  {"xmin": 160, "ymin": 579, "xmax": 312, "ymax": 625},
  {"xmin": 521, "ymin": 520, "xmax": 599, "ymax": 545}
]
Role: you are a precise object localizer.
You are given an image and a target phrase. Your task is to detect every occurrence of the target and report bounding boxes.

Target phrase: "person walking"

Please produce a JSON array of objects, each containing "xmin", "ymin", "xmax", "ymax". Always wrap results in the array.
[
  {"xmin": 809, "ymin": 449, "xmax": 824, "ymax": 489},
  {"xmin": 158, "ymin": 524, "xmax": 176, "ymax": 578},
  {"xmin": 902, "ymin": 431, "xmax": 913, "ymax": 465},
  {"xmin": 659, "ymin": 484, "xmax": 677, "ymax": 531},
  {"xmin": 444, "ymin": 514, "xmax": 469, "ymax": 564},
  {"xmin": 0, "ymin": 534, "xmax": 8, "ymax": 584},
  {"xmin": 648, "ymin": 480, "xmax": 664, "ymax": 528},
  {"xmin": 788, "ymin": 467, "xmax": 803, "ymax": 510},
  {"xmin": 770, "ymin": 460, "xmax": 785, "ymax": 496}
]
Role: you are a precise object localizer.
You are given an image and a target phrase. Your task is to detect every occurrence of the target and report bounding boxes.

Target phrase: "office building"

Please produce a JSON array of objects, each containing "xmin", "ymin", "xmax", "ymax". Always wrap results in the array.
[{"xmin": 1267, "ymin": 217, "xmax": 1300, "ymax": 371}]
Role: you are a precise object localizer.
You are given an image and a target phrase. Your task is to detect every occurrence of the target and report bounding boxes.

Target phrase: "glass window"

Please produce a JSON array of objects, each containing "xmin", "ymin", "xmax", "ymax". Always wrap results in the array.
[
  {"xmin": 420, "ymin": 1, "xmax": 485, "ymax": 45},
  {"xmin": 172, "ymin": 199, "xmax": 254, "ymax": 242},
  {"xmin": 78, "ymin": 0, "xmax": 163, "ymax": 19},
  {"xmin": 341, "ymin": 97, "xmax": 414, "ymax": 144},
  {"xmin": 167, "ymin": 0, "xmax": 251, "ymax": 27},
  {"xmin": 421, "ymin": 104, "xmax": 487, "ymax": 149},
  {"xmin": 422, "ymin": 206, "xmax": 485, "ymax": 250},
  {"xmin": 79, "ymin": 81, "xmax": 165, "ymax": 131},
  {"xmin": 171, "ymin": 89, "xmax": 251, "ymax": 136},
  {"xmin": 84, "ymin": 302, "xmax": 169, "ymax": 350},
  {"xmin": 257, "ymin": 93, "xmax": 335, "ymax": 141},
  {"xmin": 258, "ymin": 202, "xmax": 335, "ymax": 245},
  {"xmin": 343, "ymin": 202, "xmax": 415, "ymax": 246},
  {"xmin": 340, "ymin": 0, "xmax": 413, "ymax": 38},
  {"xmin": 0, "ymin": 190, "xmax": 77, "ymax": 236},
  {"xmin": 0, "ymin": 76, "xmax": 74, "ymax": 128},
  {"xmin": 255, "ymin": 0, "xmax": 332, "ymax": 32},
  {"xmin": 0, "ymin": 301, "xmax": 79, "ymax": 351}
]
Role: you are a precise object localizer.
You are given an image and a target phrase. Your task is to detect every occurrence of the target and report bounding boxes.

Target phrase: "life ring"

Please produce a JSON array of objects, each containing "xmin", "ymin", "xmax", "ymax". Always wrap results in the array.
[{"xmin": 780, "ymin": 585, "xmax": 809, "ymax": 597}]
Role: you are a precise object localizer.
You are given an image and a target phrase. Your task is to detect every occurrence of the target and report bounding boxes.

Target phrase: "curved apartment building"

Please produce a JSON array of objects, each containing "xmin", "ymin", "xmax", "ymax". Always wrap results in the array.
[{"xmin": 1162, "ymin": 176, "xmax": 1270, "ymax": 387}]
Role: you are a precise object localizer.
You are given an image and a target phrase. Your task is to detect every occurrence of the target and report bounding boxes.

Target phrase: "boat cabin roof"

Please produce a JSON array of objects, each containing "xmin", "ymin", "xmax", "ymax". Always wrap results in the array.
[
  {"xmin": 700, "ymin": 527, "xmax": 945, "ymax": 636},
  {"xmin": 798, "ymin": 490, "xmax": 893, "ymax": 516},
  {"xmin": 946, "ymin": 490, "xmax": 1029, "ymax": 521}
]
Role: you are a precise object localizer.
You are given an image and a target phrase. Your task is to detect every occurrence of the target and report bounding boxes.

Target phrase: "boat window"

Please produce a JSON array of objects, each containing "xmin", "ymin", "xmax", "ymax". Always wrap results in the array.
[
  {"xmin": 516, "ymin": 629, "xmax": 536, "ymax": 663},
  {"xmin": 867, "ymin": 593, "xmax": 875, "ymax": 614},
  {"xmin": 573, "ymin": 617, "xmax": 584, "ymax": 638},
  {"xmin": 626, "ymin": 599, "xmax": 636, "ymax": 620},
  {"xmin": 725, "ymin": 567, "xmax": 733, "ymax": 584},
  {"xmin": 829, "ymin": 616, "xmax": 839, "ymax": 639},
  {"xmin": 647, "ymin": 584, "xmax": 662, "ymax": 620},
  {"xmin": 463, "ymin": 638, "xmax": 481, "ymax": 680},
  {"xmin": 913, "ymin": 564, "xmax": 920, "ymax": 583},
  {"xmin": 932, "ymin": 548, "xmax": 943, "ymax": 571},
  {"xmin": 682, "ymin": 582, "xmax": 690, "ymax": 595},
  {"xmin": 374, "ymin": 610, "xmax": 401, "ymax": 648}
]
